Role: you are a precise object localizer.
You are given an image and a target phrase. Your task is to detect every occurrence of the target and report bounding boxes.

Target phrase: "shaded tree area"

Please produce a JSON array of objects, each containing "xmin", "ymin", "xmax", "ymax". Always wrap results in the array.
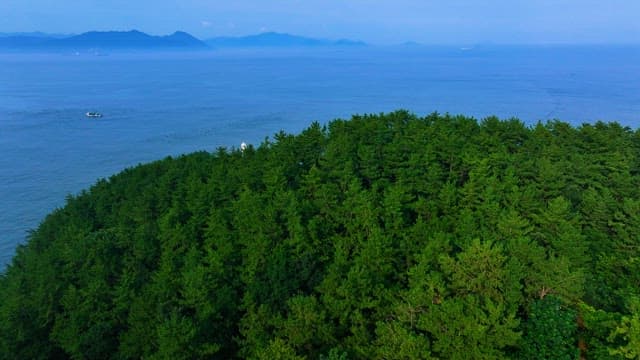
[{"xmin": 1, "ymin": 111, "xmax": 639, "ymax": 359}]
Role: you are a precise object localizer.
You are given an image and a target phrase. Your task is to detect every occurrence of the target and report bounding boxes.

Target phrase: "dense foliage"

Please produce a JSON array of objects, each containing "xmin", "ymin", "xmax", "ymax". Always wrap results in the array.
[{"xmin": 2, "ymin": 111, "xmax": 640, "ymax": 359}]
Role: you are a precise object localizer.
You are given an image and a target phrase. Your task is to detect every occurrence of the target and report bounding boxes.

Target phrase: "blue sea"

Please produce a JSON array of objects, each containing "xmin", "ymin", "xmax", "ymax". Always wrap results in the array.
[{"xmin": 1, "ymin": 45, "xmax": 639, "ymax": 267}]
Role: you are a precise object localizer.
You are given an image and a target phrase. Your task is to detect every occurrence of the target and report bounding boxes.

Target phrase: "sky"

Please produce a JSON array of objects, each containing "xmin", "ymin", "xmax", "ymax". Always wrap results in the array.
[{"xmin": 1, "ymin": 0, "xmax": 639, "ymax": 44}]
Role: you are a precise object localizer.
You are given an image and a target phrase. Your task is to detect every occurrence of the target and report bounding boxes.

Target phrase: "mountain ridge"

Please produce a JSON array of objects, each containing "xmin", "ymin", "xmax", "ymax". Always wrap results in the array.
[
  {"xmin": 0, "ymin": 30, "xmax": 208, "ymax": 51},
  {"xmin": 0, "ymin": 30, "xmax": 368, "ymax": 51},
  {"xmin": 205, "ymin": 31, "xmax": 367, "ymax": 48}
]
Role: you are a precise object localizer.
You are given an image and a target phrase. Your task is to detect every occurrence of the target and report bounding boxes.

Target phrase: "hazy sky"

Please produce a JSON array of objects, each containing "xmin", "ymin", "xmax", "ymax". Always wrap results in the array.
[{"xmin": 2, "ymin": 0, "xmax": 639, "ymax": 44}]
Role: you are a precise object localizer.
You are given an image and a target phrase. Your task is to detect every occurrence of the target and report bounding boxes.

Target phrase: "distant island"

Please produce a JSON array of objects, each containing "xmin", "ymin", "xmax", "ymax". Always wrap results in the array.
[
  {"xmin": 0, "ymin": 30, "xmax": 208, "ymax": 52},
  {"xmin": 205, "ymin": 32, "xmax": 367, "ymax": 48},
  {"xmin": 0, "ymin": 30, "xmax": 367, "ymax": 52}
]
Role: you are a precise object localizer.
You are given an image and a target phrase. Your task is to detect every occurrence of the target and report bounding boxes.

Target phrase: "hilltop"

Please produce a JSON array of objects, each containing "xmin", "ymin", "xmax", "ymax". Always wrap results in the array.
[{"xmin": 1, "ymin": 111, "xmax": 639, "ymax": 358}]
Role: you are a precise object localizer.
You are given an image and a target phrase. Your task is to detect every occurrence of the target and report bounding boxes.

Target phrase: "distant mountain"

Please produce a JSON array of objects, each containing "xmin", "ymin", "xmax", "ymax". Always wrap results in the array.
[
  {"xmin": 205, "ymin": 32, "xmax": 366, "ymax": 48},
  {"xmin": 399, "ymin": 41, "xmax": 424, "ymax": 47},
  {"xmin": 0, "ymin": 30, "xmax": 208, "ymax": 51}
]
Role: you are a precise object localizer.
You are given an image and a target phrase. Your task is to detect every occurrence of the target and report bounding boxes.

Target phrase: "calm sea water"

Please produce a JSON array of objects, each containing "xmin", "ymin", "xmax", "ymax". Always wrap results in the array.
[{"xmin": 1, "ymin": 45, "xmax": 639, "ymax": 268}]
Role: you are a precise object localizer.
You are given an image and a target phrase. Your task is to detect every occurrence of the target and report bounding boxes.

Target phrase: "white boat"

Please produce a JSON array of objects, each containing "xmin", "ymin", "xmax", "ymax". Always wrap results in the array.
[{"xmin": 86, "ymin": 112, "xmax": 103, "ymax": 118}]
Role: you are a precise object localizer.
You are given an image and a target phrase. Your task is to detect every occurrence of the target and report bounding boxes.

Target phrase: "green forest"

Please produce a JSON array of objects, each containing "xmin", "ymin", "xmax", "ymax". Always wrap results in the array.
[{"xmin": 2, "ymin": 111, "xmax": 640, "ymax": 359}]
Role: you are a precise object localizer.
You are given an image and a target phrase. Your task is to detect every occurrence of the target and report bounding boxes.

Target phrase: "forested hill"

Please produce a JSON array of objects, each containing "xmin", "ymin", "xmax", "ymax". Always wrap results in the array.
[{"xmin": 2, "ymin": 111, "xmax": 640, "ymax": 359}]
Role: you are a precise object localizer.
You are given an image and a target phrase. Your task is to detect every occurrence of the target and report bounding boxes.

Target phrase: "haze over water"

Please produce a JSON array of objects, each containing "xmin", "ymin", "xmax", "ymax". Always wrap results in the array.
[{"xmin": 1, "ymin": 45, "xmax": 639, "ymax": 267}]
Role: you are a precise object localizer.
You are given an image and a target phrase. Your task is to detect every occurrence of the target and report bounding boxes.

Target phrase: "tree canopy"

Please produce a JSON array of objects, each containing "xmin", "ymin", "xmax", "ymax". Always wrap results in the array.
[{"xmin": 1, "ymin": 111, "xmax": 639, "ymax": 359}]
